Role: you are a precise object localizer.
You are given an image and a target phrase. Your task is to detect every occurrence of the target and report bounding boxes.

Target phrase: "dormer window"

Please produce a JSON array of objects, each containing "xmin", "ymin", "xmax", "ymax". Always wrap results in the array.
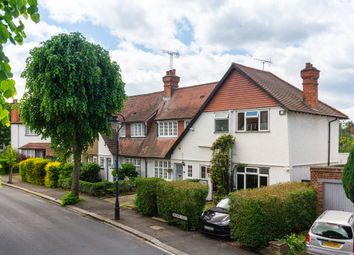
[
  {"xmin": 158, "ymin": 121, "xmax": 178, "ymax": 137},
  {"xmin": 130, "ymin": 123, "xmax": 146, "ymax": 137},
  {"xmin": 119, "ymin": 124, "xmax": 126, "ymax": 137}
]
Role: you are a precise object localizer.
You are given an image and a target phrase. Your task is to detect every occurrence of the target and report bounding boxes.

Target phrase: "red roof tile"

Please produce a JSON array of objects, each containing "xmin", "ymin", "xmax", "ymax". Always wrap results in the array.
[{"xmin": 19, "ymin": 143, "xmax": 55, "ymax": 157}]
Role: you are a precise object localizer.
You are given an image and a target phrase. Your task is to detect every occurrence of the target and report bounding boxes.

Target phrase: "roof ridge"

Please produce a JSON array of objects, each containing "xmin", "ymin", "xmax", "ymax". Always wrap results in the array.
[
  {"xmin": 233, "ymin": 62, "xmax": 272, "ymax": 74},
  {"xmin": 175, "ymin": 81, "xmax": 218, "ymax": 91}
]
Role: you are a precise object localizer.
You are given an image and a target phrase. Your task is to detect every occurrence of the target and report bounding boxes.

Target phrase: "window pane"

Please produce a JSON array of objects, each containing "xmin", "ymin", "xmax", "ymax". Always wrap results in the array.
[
  {"xmin": 246, "ymin": 117, "xmax": 258, "ymax": 131},
  {"xmin": 260, "ymin": 176, "xmax": 268, "ymax": 187},
  {"xmin": 260, "ymin": 111, "xmax": 268, "ymax": 130},
  {"xmin": 237, "ymin": 113, "xmax": 245, "ymax": 130},
  {"xmin": 188, "ymin": 165, "xmax": 193, "ymax": 177},
  {"xmin": 259, "ymin": 167, "xmax": 269, "ymax": 174},
  {"xmin": 237, "ymin": 174, "xmax": 244, "ymax": 190},
  {"xmin": 246, "ymin": 174, "xmax": 258, "ymax": 189},
  {"xmin": 246, "ymin": 168, "xmax": 257, "ymax": 173},
  {"xmin": 246, "ymin": 111, "xmax": 258, "ymax": 117},
  {"xmin": 312, "ymin": 223, "xmax": 353, "ymax": 240},
  {"xmin": 201, "ymin": 166, "xmax": 206, "ymax": 179},
  {"xmin": 215, "ymin": 119, "xmax": 229, "ymax": 132}
]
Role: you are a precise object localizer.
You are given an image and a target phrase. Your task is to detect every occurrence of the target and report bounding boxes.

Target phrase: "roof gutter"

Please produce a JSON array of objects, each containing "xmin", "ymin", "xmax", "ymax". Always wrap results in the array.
[{"xmin": 328, "ymin": 118, "xmax": 338, "ymax": 166}]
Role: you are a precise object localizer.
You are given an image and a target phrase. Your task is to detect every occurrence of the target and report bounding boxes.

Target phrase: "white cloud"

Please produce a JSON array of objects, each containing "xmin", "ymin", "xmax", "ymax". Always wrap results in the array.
[{"xmin": 5, "ymin": 0, "xmax": 354, "ymax": 121}]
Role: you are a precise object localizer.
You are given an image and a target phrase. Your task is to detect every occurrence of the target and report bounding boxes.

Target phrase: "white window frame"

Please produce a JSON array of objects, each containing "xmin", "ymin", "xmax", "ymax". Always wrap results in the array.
[
  {"xmin": 236, "ymin": 109, "xmax": 269, "ymax": 132},
  {"xmin": 214, "ymin": 112, "xmax": 229, "ymax": 133},
  {"xmin": 184, "ymin": 120, "xmax": 191, "ymax": 128},
  {"xmin": 119, "ymin": 124, "xmax": 126, "ymax": 137},
  {"xmin": 187, "ymin": 165, "xmax": 193, "ymax": 178},
  {"xmin": 200, "ymin": 165, "xmax": 209, "ymax": 180},
  {"xmin": 158, "ymin": 121, "xmax": 178, "ymax": 137},
  {"xmin": 130, "ymin": 123, "xmax": 146, "ymax": 137},
  {"xmin": 25, "ymin": 126, "xmax": 37, "ymax": 136},
  {"xmin": 124, "ymin": 158, "xmax": 142, "ymax": 176},
  {"xmin": 23, "ymin": 149, "xmax": 35, "ymax": 158},
  {"xmin": 154, "ymin": 160, "xmax": 172, "ymax": 180},
  {"xmin": 99, "ymin": 157, "xmax": 104, "ymax": 168},
  {"xmin": 236, "ymin": 167, "xmax": 269, "ymax": 190}
]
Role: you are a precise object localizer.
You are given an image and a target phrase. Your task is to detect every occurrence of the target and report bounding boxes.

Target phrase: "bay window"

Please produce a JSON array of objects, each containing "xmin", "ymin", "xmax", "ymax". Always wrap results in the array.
[
  {"xmin": 236, "ymin": 167, "xmax": 269, "ymax": 190},
  {"xmin": 154, "ymin": 160, "xmax": 172, "ymax": 180}
]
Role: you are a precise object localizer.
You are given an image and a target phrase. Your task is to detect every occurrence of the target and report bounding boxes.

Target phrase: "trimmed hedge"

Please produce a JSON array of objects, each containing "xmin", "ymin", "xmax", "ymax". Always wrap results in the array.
[
  {"xmin": 19, "ymin": 158, "xmax": 50, "ymax": 185},
  {"xmin": 58, "ymin": 177, "xmax": 72, "ymax": 190},
  {"xmin": 44, "ymin": 162, "xmax": 61, "ymax": 188},
  {"xmin": 80, "ymin": 162, "xmax": 101, "ymax": 183},
  {"xmin": 229, "ymin": 182, "xmax": 317, "ymax": 248},
  {"xmin": 80, "ymin": 180, "xmax": 113, "ymax": 196},
  {"xmin": 135, "ymin": 178, "xmax": 163, "ymax": 216},
  {"xmin": 157, "ymin": 180, "xmax": 208, "ymax": 230}
]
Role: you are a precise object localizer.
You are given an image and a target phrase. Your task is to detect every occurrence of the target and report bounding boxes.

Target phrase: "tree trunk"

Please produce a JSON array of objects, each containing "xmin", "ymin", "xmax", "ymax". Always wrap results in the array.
[
  {"xmin": 7, "ymin": 165, "xmax": 12, "ymax": 184},
  {"xmin": 71, "ymin": 133, "xmax": 81, "ymax": 198}
]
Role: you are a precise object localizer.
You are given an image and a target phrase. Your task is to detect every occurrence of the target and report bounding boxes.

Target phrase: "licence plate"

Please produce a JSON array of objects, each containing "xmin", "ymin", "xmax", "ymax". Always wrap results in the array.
[
  {"xmin": 322, "ymin": 241, "xmax": 341, "ymax": 249},
  {"xmin": 204, "ymin": 225, "xmax": 214, "ymax": 231}
]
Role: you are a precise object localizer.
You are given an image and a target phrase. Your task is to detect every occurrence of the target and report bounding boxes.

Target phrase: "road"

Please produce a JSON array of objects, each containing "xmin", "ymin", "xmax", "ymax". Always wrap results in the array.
[{"xmin": 0, "ymin": 186, "xmax": 166, "ymax": 255}]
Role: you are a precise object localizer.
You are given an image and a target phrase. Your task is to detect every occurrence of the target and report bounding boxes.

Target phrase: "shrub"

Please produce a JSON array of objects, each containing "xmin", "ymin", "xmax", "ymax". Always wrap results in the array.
[
  {"xmin": 157, "ymin": 180, "xmax": 208, "ymax": 230},
  {"xmin": 59, "ymin": 162, "xmax": 73, "ymax": 179},
  {"xmin": 44, "ymin": 162, "xmax": 61, "ymax": 188},
  {"xmin": 79, "ymin": 180, "xmax": 114, "ymax": 196},
  {"xmin": 12, "ymin": 163, "xmax": 19, "ymax": 174},
  {"xmin": 19, "ymin": 158, "xmax": 49, "ymax": 185},
  {"xmin": 229, "ymin": 182, "xmax": 316, "ymax": 248},
  {"xmin": 113, "ymin": 163, "xmax": 139, "ymax": 180},
  {"xmin": 135, "ymin": 178, "xmax": 163, "ymax": 216},
  {"xmin": 343, "ymin": 147, "xmax": 354, "ymax": 203},
  {"xmin": 61, "ymin": 191, "xmax": 79, "ymax": 206},
  {"xmin": 285, "ymin": 233, "xmax": 307, "ymax": 255},
  {"xmin": 80, "ymin": 162, "xmax": 101, "ymax": 183},
  {"xmin": 58, "ymin": 177, "xmax": 72, "ymax": 190},
  {"xmin": 0, "ymin": 158, "xmax": 9, "ymax": 175}
]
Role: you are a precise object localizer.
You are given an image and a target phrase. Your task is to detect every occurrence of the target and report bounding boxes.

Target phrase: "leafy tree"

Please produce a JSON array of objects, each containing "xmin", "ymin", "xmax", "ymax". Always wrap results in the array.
[
  {"xmin": 0, "ymin": 0, "xmax": 40, "ymax": 125},
  {"xmin": 3, "ymin": 145, "xmax": 17, "ymax": 183},
  {"xmin": 340, "ymin": 120, "xmax": 354, "ymax": 152},
  {"xmin": 20, "ymin": 33, "xmax": 126, "ymax": 197},
  {"xmin": 210, "ymin": 134, "xmax": 235, "ymax": 201},
  {"xmin": 342, "ymin": 147, "xmax": 354, "ymax": 203}
]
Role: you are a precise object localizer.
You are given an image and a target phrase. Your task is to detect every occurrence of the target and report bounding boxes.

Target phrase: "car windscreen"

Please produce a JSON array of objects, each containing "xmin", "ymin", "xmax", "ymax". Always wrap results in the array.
[
  {"xmin": 312, "ymin": 222, "xmax": 353, "ymax": 240},
  {"xmin": 216, "ymin": 198, "xmax": 230, "ymax": 210}
]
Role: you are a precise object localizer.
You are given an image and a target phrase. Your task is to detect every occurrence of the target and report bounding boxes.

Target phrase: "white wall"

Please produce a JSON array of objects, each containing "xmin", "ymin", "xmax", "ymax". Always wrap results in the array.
[
  {"xmin": 288, "ymin": 113, "xmax": 340, "ymax": 167},
  {"xmin": 11, "ymin": 124, "xmax": 51, "ymax": 151},
  {"xmin": 172, "ymin": 107, "xmax": 290, "ymax": 168}
]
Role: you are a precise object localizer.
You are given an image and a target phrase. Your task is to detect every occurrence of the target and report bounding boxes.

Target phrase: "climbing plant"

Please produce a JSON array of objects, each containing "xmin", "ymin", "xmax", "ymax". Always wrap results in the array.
[{"xmin": 210, "ymin": 134, "xmax": 235, "ymax": 201}]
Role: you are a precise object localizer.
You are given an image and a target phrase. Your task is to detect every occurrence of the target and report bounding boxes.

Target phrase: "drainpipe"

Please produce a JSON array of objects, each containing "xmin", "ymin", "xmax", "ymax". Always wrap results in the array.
[
  {"xmin": 328, "ymin": 118, "xmax": 338, "ymax": 166},
  {"xmin": 145, "ymin": 159, "xmax": 148, "ymax": 178}
]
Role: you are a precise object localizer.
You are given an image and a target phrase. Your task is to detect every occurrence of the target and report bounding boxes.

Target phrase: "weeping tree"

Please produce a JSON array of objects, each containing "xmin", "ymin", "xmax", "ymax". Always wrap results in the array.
[
  {"xmin": 210, "ymin": 134, "xmax": 235, "ymax": 201},
  {"xmin": 20, "ymin": 32, "xmax": 126, "ymax": 198},
  {"xmin": 342, "ymin": 147, "xmax": 354, "ymax": 204}
]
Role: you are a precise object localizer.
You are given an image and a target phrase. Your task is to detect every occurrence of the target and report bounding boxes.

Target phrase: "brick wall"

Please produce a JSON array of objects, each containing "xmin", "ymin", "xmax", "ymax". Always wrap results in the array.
[{"xmin": 310, "ymin": 166, "xmax": 344, "ymax": 213}]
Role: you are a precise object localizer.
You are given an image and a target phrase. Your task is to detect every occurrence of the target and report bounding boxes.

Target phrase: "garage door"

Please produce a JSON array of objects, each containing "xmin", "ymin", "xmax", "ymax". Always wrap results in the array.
[{"xmin": 323, "ymin": 180, "xmax": 354, "ymax": 212}]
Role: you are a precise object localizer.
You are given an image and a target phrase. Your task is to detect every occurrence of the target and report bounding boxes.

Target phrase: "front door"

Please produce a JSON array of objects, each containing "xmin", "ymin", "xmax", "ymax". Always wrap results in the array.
[{"xmin": 175, "ymin": 163, "xmax": 183, "ymax": 180}]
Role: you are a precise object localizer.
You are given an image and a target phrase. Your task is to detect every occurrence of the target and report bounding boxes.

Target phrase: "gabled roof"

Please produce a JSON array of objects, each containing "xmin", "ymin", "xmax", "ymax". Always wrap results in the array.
[
  {"xmin": 234, "ymin": 63, "xmax": 347, "ymax": 119},
  {"xmin": 103, "ymin": 82, "xmax": 217, "ymax": 158},
  {"xmin": 167, "ymin": 63, "xmax": 348, "ymax": 157}
]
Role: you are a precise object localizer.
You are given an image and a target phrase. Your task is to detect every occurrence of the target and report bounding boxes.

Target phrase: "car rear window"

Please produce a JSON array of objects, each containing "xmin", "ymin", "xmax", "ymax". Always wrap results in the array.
[{"xmin": 312, "ymin": 222, "xmax": 353, "ymax": 240}]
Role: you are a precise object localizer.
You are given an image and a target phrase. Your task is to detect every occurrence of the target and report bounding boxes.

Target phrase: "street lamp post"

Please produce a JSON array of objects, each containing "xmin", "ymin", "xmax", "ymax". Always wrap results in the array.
[{"xmin": 110, "ymin": 114, "xmax": 125, "ymax": 220}]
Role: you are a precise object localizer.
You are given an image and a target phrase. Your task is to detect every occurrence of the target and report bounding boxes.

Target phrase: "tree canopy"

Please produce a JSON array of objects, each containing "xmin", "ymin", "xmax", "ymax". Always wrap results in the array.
[
  {"xmin": 20, "ymin": 32, "xmax": 126, "ymax": 196},
  {"xmin": 342, "ymin": 147, "xmax": 354, "ymax": 203},
  {"xmin": 0, "ymin": 0, "xmax": 40, "ymax": 125},
  {"xmin": 340, "ymin": 120, "xmax": 354, "ymax": 152}
]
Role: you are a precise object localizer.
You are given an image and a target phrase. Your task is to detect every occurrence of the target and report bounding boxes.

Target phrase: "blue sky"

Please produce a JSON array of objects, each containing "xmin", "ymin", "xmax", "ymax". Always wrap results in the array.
[{"xmin": 4, "ymin": 0, "xmax": 354, "ymax": 120}]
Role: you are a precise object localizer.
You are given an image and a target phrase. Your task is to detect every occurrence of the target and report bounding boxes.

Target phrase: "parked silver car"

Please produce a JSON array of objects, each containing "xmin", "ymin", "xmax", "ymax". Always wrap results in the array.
[{"xmin": 306, "ymin": 210, "xmax": 354, "ymax": 255}]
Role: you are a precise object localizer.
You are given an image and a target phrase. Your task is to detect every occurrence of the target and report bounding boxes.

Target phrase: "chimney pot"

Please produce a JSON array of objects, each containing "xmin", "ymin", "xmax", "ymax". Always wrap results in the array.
[
  {"xmin": 163, "ymin": 69, "xmax": 180, "ymax": 99},
  {"xmin": 301, "ymin": 63, "xmax": 320, "ymax": 109}
]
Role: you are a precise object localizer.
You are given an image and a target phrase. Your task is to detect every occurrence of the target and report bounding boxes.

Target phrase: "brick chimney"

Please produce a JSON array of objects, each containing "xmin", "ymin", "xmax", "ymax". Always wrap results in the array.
[
  {"xmin": 301, "ymin": 63, "xmax": 320, "ymax": 109},
  {"xmin": 163, "ymin": 69, "xmax": 180, "ymax": 98}
]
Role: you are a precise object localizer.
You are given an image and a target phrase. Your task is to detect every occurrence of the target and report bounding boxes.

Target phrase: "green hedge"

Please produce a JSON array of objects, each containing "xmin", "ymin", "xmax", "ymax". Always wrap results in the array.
[
  {"xmin": 58, "ymin": 177, "xmax": 72, "ymax": 190},
  {"xmin": 80, "ymin": 162, "xmax": 101, "ymax": 183},
  {"xmin": 19, "ymin": 158, "xmax": 50, "ymax": 185},
  {"xmin": 229, "ymin": 182, "xmax": 317, "ymax": 248},
  {"xmin": 80, "ymin": 180, "xmax": 114, "ymax": 196},
  {"xmin": 0, "ymin": 158, "xmax": 9, "ymax": 175},
  {"xmin": 44, "ymin": 162, "xmax": 61, "ymax": 188},
  {"xmin": 135, "ymin": 178, "xmax": 163, "ymax": 216},
  {"xmin": 157, "ymin": 180, "xmax": 208, "ymax": 230}
]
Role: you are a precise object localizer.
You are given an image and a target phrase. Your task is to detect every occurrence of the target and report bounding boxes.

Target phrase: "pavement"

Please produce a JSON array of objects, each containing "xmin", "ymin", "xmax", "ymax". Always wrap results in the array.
[
  {"xmin": 1, "ymin": 175, "xmax": 256, "ymax": 255},
  {"xmin": 0, "ymin": 185, "xmax": 166, "ymax": 255}
]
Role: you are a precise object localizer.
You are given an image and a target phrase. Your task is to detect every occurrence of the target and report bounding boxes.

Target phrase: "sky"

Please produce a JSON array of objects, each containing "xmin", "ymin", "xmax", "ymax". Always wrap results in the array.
[{"xmin": 4, "ymin": 0, "xmax": 354, "ymax": 120}]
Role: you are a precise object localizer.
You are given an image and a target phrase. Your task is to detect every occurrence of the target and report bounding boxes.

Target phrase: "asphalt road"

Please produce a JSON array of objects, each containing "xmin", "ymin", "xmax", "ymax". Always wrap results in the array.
[{"xmin": 0, "ymin": 186, "xmax": 166, "ymax": 255}]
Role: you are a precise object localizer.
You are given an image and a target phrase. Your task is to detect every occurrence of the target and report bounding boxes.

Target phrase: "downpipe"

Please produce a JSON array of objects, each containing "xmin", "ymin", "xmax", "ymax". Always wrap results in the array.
[{"xmin": 328, "ymin": 118, "xmax": 338, "ymax": 166}]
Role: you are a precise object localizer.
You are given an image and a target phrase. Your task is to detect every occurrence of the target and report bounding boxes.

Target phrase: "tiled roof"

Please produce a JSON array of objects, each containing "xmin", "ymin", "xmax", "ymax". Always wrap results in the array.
[
  {"xmin": 19, "ymin": 143, "xmax": 54, "ymax": 157},
  {"xmin": 104, "ymin": 82, "xmax": 217, "ymax": 158},
  {"xmin": 234, "ymin": 63, "xmax": 347, "ymax": 119},
  {"xmin": 101, "ymin": 130, "xmax": 118, "ymax": 155}
]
